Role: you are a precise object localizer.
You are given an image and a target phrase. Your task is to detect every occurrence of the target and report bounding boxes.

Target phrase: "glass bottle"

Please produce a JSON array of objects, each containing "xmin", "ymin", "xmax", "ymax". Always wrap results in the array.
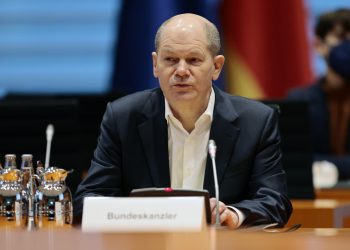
[
  {"xmin": 20, "ymin": 154, "xmax": 33, "ymax": 169},
  {"xmin": 21, "ymin": 154, "xmax": 34, "ymax": 188},
  {"xmin": 1, "ymin": 154, "xmax": 23, "ymax": 225},
  {"xmin": 4, "ymin": 154, "xmax": 17, "ymax": 169},
  {"xmin": 21, "ymin": 154, "xmax": 36, "ymax": 227}
]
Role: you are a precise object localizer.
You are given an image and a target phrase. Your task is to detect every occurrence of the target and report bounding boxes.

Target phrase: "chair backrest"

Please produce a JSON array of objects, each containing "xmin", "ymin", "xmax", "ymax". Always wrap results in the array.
[
  {"xmin": 75, "ymin": 94, "xmax": 119, "ymax": 179},
  {"xmin": 263, "ymin": 100, "xmax": 315, "ymax": 199},
  {"xmin": 0, "ymin": 93, "xmax": 123, "ymax": 194}
]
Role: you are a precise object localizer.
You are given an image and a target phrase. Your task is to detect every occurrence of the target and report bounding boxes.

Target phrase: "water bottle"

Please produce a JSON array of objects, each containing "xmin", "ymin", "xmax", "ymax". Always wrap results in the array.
[
  {"xmin": 0, "ymin": 154, "xmax": 23, "ymax": 225},
  {"xmin": 20, "ymin": 154, "xmax": 34, "ymax": 188},
  {"xmin": 4, "ymin": 154, "xmax": 17, "ymax": 169}
]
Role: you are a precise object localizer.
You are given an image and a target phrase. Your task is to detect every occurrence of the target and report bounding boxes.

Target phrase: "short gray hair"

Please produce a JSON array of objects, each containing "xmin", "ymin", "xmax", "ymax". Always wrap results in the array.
[{"xmin": 154, "ymin": 17, "xmax": 221, "ymax": 56}]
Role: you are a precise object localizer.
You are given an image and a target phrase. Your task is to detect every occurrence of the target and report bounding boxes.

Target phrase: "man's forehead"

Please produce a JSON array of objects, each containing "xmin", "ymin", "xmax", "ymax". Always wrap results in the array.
[
  {"xmin": 159, "ymin": 45, "xmax": 206, "ymax": 55},
  {"xmin": 325, "ymin": 25, "xmax": 348, "ymax": 45},
  {"xmin": 159, "ymin": 22, "xmax": 208, "ymax": 48}
]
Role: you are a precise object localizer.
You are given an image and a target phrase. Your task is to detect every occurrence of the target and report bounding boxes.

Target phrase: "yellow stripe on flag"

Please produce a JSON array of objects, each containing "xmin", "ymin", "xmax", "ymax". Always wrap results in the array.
[{"xmin": 225, "ymin": 50, "xmax": 265, "ymax": 99}]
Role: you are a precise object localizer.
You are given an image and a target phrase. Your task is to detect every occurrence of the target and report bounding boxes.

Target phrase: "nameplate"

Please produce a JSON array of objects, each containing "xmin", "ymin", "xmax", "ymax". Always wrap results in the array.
[{"xmin": 82, "ymin": 197, "xmax": 205, "ymax": 232}]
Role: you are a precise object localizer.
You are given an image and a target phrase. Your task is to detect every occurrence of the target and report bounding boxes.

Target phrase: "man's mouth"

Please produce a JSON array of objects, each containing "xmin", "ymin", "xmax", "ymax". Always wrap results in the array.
[{"xmin": 173, "ymin": 84, "xmax": 192, "ymax": 88}]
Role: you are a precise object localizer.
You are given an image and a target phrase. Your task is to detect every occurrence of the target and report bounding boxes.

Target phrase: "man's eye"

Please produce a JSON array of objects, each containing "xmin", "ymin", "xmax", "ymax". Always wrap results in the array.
[
  {"xmin": 165, "ymin": 57, "xmax": 176, "ymax": 62},
  {"xmin": 189, "ymin": 58, "xmax": 201, "ymax": 64}
]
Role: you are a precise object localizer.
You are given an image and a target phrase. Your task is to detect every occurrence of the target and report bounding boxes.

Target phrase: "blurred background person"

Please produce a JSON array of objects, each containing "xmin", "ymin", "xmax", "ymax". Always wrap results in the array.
[{"xmin": 288, "ymin": 9, "xmax": 350, "ymax": 180}]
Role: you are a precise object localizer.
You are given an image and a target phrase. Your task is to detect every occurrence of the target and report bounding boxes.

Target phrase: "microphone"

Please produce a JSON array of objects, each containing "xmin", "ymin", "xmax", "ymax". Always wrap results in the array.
[
  {"xmin": 45, "ymin": 124, "xmax": 54, "ymax": 169},
  {"xmin": 208, "ymin": 139, "xmax": 220, "ymax": 226}
]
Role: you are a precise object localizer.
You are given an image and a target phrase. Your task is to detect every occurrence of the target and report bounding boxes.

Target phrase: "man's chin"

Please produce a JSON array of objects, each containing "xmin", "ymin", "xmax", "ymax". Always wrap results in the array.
[{"xmin": 171, "ymin": 91, "xmax": 197, "ymax": 102}]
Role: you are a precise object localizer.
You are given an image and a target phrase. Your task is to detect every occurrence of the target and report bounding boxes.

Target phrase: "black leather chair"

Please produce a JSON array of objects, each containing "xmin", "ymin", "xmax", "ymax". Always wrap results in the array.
[
  {"xmin": 0, "ymin": 93, "xmax": 123, "ymax": 194},
  {"xmin": 263, "ymin": 100, "xmax": 314, "ymax": 199}
]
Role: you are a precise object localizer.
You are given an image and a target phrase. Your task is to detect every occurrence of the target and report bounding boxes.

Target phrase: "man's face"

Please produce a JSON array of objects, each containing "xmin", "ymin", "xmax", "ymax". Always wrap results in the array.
[
  {"xmin": 152, "ymin": 21, "xmax": 224, "ymax": 107},
  {"xmin": 317, "ymin": 24, "xmax": 350, "ymax": 57}
]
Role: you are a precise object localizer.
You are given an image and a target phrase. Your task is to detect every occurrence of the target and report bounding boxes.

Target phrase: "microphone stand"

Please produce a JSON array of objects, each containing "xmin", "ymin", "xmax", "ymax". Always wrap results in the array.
[
  {"xmin": 45, "ymin": 124, "xmax": 54, "ymax": 170},
  {"xmin": 208, "ymin": 140, "xmax": 220, "ymax": 226}
]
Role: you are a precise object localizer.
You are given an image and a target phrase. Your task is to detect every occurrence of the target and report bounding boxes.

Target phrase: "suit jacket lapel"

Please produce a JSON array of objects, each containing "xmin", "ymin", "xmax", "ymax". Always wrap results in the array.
[
  {"xmin": 138, "ymin": 89, "xmax": 170, "ymax": 187},
  {"xmin": 138, "ymin": 87, "xmax": 239, "ymax": 193},
  {"xmin": 204, "ymin": 87, "xmax": 240, "ymax": 197}
]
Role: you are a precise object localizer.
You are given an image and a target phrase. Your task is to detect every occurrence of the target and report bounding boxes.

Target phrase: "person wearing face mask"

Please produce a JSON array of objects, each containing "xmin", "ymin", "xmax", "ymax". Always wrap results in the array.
[{"xmin": 288, "ymin": 9, "xmax": 350, "ymax": 180}]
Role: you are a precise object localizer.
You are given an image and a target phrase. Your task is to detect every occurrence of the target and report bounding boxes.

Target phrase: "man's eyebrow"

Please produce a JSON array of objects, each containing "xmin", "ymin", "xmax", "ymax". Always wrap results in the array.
[
  {"xmin": 187, "ymin": 51, "xmax": 204, "ymax": 56},
  {"xmin": 160, "ymin": 48, "xmax": 176, "ymax": 54},
  {"xmin": 160, "ymin": 47, "xmax": 205, "ymax": 56}
]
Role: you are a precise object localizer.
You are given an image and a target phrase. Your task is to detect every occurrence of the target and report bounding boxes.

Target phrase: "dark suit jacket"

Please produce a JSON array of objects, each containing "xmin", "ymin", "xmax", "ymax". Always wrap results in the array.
[
  {"xmin": 288, "ymin": 79, "xmax": 350, "ymax": 179},
  {"xmin": 74, "ymin": 86, "xmax": 292, "ymax": 226}
]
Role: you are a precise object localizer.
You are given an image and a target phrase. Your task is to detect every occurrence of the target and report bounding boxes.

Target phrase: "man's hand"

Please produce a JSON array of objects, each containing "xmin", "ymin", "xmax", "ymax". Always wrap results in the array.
[{"xmin": 209, "ymin": 198, "xmax": 239, "ymax": 229}]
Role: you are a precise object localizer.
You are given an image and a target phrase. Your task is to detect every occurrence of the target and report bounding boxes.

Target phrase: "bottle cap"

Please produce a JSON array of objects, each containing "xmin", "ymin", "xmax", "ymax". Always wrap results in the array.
[
  {"xmin": 21, "ymin": 154, "xmax": 33, "ymax": 159},
  {"xmin": 5, "ymin": 154, "xmax": 16, "ymax": 159}
]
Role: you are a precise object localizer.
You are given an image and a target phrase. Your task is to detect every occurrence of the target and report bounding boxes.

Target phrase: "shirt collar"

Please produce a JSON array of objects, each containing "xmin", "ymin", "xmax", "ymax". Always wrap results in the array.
[{"xmin": 164, "ymin": 87, "xmax": 215, "ymax": 123}]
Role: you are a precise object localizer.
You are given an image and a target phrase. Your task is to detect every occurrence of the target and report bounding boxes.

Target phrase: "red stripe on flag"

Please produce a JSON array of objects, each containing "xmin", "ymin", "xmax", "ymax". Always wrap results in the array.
[{"xmin": 220, "ymin": 0, "xmax": 314, "ymax": 98}]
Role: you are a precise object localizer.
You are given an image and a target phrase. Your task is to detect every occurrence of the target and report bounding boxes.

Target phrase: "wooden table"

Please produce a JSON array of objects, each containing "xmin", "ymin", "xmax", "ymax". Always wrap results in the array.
[
  {"xmin": 316, "ymin": 188, "xmax": 350, "ymax": 200},
  {"xmin": 0, "ymin": 226, "xmax": 350, "ymax": 250},
  {"xmin": 286, "ymin": 199, "xmax": 350, "ymax": 228}
]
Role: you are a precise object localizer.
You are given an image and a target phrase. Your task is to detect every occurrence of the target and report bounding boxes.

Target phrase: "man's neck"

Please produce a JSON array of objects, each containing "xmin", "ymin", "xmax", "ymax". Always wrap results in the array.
[
  {"xmin": 170, "ymin": 102, "xmax": 208, "ymax": 133},
  {"xmin": 323, "ymin": 69, "xmax": 350, "ymax": 97},
  {"xmin": 165, "ymin": 88, "xmax": 213, "ymax": 133}
]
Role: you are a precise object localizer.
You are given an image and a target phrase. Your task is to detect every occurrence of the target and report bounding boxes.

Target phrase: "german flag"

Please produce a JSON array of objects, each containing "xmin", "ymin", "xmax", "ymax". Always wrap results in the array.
[{"xmin": 220, "ymin": 0, "xmax": 314, "ymax": 99}]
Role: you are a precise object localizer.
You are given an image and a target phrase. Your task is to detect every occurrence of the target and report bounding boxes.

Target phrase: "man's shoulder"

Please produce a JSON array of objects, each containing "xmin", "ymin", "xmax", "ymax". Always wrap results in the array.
[
  {"xmin": 108, "ymin": 88, "xmax": 162, "ymax": 114},
  {"xmin": 216, "ymin": 88, "xmax": 273, "ymax": 116}
]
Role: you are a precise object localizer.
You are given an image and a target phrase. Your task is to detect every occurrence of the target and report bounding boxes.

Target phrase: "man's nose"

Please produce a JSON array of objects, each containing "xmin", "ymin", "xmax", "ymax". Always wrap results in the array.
[{"xmin": 175, "ymin": 60, "xmax": 189, "ymax": 77}]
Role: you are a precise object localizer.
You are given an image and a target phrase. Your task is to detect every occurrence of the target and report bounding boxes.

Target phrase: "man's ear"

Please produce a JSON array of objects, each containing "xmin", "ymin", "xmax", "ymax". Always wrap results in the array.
[
  {"xmin": 314, "ymin": 37, "xmax": 328, "ymax": 57},
  {"xmin": 212, "ymin": 55, "xmax": 225, "ymax": 81},
  {"xmin": 152, "ymin": 52, "xmax": 158, "ymax": 78}
]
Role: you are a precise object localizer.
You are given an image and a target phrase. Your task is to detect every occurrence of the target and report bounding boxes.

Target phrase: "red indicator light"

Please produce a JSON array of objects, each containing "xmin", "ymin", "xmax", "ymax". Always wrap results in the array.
[{"xmin": 164, "ymin": 187, "xmax": 173, "ymax": 192}]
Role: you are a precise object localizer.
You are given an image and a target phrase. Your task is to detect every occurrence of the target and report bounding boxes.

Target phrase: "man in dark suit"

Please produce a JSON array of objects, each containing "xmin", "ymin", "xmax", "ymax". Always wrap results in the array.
[{"xmin": 74, "ymin": 13, "xmax": 292, "ymax": 228}]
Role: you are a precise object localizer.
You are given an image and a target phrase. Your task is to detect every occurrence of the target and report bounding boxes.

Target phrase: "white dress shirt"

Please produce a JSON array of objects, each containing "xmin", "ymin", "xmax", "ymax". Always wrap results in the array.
[
  {"xmin": 165, "ymin": 90, "xmax": 214, "ymax": 190},
  {"xmin": 164, "ymin": 88, "xmax": 245, "ymax": 227}
]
